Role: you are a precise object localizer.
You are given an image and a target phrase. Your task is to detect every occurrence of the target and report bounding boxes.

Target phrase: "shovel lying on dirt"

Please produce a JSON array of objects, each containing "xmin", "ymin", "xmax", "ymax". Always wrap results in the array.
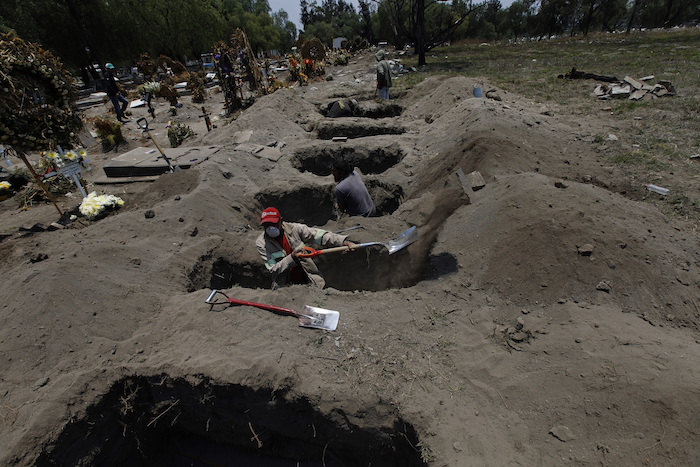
[
  {"xmin": 136, "ymin": 117, "xmax": 181, "ymax": 173},
  {"xmin": 298, "ymin": 226, "xmax": 418, "ymax": 258},
  {"xmin": 205, "ymin": 290, "xmax": 340, "ymax": 331}
]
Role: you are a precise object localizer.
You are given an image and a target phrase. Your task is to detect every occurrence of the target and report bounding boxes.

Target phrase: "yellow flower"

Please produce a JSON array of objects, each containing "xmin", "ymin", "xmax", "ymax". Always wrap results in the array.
[
  {"xmin": 78, "ymin": 148, "xmax": 87, "ymax": 158},
  {"xmin": 0, "ymin": 181, "xmax": 11, "ymax": 191},
  {"xmin": 46, "ymin": 151, "xmax": 58, "ymax": 160},
  {"xmin": 65, "ymin": 151, "xmax": 77, "ymax": 161}
]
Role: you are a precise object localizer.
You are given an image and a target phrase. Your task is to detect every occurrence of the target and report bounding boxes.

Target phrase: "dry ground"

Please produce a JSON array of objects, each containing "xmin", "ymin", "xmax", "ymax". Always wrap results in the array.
[{"xmin": 0, "ymin": 39, "xmax": 699, "ymax": 466}]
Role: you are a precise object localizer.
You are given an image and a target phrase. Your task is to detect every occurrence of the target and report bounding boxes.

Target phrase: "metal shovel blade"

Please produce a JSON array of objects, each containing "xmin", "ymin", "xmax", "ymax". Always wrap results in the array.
[
  {"xmin": 297, "ymin": 306, "xmax": 340, "ymax": 331},
  {"xmin": 355, "ymin": 226, "xmax": 418, "ymax": 255},
  {"xmin": 386, "ymin": 225, "xmax": 418, "ymax": 254}
]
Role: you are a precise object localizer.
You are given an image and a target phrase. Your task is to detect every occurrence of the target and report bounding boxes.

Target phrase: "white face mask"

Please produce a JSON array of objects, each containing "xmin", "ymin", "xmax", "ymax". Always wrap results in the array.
[{"xmin": 265, "ymin": 225, "xmax": 281, "ymax": 238}]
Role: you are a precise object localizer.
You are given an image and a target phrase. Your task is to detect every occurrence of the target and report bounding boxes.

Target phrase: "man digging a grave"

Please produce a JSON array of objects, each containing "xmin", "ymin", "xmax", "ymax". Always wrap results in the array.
[
  {"xmin": 256, "ymin": 207, "xmax": 356, "ymax": 289},
  {"xmin": 332, "ymin": 158, "xmax": 376, "ymax": 218}
]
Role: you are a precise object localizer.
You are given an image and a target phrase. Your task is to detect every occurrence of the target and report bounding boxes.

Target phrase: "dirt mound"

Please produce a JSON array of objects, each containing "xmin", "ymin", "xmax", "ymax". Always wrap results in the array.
[
  {"xmin": 404, "ymin": 75, "xmax": 480, "ymax": 120},
  {"xmin": 438, "ymin": 172, "xmax": 698, "ymax": 323},
  {"xmin": 1, "ymin": 51, "xmax": 699, "ymax": 467}
]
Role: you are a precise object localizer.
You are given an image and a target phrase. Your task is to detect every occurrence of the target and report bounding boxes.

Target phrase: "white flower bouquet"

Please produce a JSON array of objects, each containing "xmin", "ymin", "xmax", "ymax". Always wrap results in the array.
[
  {"xmin": 79, "ymin": 191, "xmax": 125, "ymax": 220},
  {"xmin": 139, "ymin": 81, "xmax": 161, "ymax": 94},
  {"xmin": 41, "ymin": 148, "xmax": 87, "ymax": 171},
  {"xmin": 0, "ymin": 181, "xmax": 13, "ymax": 201}
]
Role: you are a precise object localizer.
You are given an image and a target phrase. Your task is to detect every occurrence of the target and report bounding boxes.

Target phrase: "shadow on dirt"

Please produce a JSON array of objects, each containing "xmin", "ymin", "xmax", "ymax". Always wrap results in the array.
[{"xmin": 35, "ymin": 375, "xmax": 427, "ymax": 467}]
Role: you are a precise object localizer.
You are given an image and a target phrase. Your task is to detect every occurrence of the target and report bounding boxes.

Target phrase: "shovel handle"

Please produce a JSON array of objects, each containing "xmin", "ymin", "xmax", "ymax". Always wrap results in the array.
[
  {"xmin": 224, "ymin": 297, "xmax": 299, "ymax": 317},
  {"xmin": 136, "ymin": 117, "xmax": 149, "ymax": 131},
  {"xmin": 297, "ymin": 245, "xmax": 351, "ymax": 258}
]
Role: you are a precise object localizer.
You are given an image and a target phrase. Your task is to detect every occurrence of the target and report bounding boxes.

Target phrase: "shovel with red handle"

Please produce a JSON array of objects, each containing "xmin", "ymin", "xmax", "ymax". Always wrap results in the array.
[
  {"xmin": 205, "ymin": 290, "xmax": 340, "ymax": 331},
  {"xmin": 298, "ymin": 226, "xmax": 417, "ymax": 258}
]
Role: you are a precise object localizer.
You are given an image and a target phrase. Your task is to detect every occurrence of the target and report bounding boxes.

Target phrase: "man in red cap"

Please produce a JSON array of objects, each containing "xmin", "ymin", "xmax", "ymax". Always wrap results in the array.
[{"xmin": 256, "ymin": 207, "xmax": 355, "ymax": 289}]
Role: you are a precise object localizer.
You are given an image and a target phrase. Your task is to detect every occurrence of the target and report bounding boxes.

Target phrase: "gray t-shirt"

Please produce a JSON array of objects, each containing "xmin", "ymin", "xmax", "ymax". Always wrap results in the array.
[{"xmin": 335, "ymin": 171, "xmax": 376, "ymax": 217}]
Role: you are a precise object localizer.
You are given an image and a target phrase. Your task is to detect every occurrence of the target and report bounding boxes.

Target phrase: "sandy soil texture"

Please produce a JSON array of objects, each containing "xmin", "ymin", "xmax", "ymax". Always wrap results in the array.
[{"xmin": 1, "ymin": 51, "xmax": 699, "ymax": 466}]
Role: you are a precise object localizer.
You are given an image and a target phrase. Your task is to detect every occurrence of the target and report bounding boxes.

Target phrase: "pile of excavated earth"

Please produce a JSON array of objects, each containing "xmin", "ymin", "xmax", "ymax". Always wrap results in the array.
[{"xmin": 0, "ymin": 50, "xmax": 698, "ymax": 466}]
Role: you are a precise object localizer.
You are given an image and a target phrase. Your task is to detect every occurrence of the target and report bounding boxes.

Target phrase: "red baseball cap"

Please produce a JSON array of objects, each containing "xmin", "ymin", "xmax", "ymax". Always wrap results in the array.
[{"xmin": 260, "ymin": 207, "xmax": 281, "ymax": 225}]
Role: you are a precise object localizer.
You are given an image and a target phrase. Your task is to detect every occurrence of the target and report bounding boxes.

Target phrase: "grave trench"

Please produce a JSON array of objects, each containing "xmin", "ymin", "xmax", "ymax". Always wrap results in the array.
[
  {"xmin": 320, "ymin": 102, "xmax": 403, "ymax": 119},
  {"xmin": 291, "ymin": 143, "xmax": 406, "ymax": 176},
  {"xmin": 252, "ymin": 179, "xmax": 404, "ymax": 226},
  {"xmin": 36, "ymin": 375, "xmax": 426, "ymax": 466},
  {"xmin": 186, "ymin": 233, "xmax": 458, "ymax": 293},
  {"xmin": 186, "ymin": 155, "xmax": 462, "ymax": 292},
  {"xmin": 316, "ymin": 121, "xmax": 405, "ymax": 140},
  {"xmin": 358, "ymin": 103, "xmax": 403, "ymax": 119}
]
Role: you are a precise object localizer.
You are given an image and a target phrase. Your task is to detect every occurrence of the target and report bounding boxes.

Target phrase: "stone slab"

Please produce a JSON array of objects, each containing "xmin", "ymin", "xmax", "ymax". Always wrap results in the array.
[
  {"xmin": 93, "ymin": 174, "xmax": 160, "ymax": 185},
  {"xmin": 235, "ymin": 142, "xmax": 283, "ymax": 162},
  {"xmin": 629, "ymin": 89, "xmax": 647, "ymax": 100},
  {"xmin": 102, "ymin": 145, "xmax": 220, "ymax": 178},
  {"xmin": 467, "ymin": 170, "xmax": 486, "ymax": 191},
  {"xmin": 610, "ymin": 84, "xmax": 630, "ymax": 98},
  {"xmin": 456, "ymin": 168, "xmax": 470, "ymax": 194},
  {"xmin": 232, "ymin": 130, "xmax": 253, "ymax": 144},
  {"xmin": 255, "ymin": 146, "xmax": 283, "ymax": 162},
  {"xmin": 623, "ymin": 76, "xmax": 643, "ymax": 90}
]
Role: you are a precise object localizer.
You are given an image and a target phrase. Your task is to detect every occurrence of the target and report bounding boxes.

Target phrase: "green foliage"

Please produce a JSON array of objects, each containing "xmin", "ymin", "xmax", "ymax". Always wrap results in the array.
[
  {"xmin": 0, "ymin": 0, "xmax": 296, "ymax": 71},
  {"xmin": 3, "ymin": 0, "xmax": 698, "ymax": 75},
  {"xmin": 187, "ymin": 72, "xmax": 207, "ymax": 103},
  {"xmin": 93, "ymin": 116, "xmax": 125, "ymax": 149},
  {"xmin": 0, "ymin": 32, "xmax": 82, "ymax": 152},
  {"xmin": 167, "ymin": 122, "xmax": 194, "ymax": 148},
  {"xmin": 302, "ymin": 0, "xmax": 364, "ymax": 46}
]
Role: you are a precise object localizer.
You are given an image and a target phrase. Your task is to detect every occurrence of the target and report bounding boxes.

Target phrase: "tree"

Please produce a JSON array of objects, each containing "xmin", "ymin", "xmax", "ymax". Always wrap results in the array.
[
  {"xmin": 379, "ymin": 0, "xmax": 474, "ymax": 65},
  {"xmin": 576, "ymin": 0, "xmax": 626, "ymax": 35},
  {"xmin": 633, "ymin": 0, "xmax": 698, "ymax": 27},
  {"xmin": 0, "ymin": 0, "xmax": 338, "ymax": 71},
  {"xmin": 301, "ymin": 0, "xmax": 363, "ymax": 46},
  {"xmin": 501, "ymin": 0, "xmax": 532, "ymax": 39},
  {"xmin": 358, "ymin": 0, "xmax": 376, "ymax": 44},
  {"xmin": 272, "ymin": 10, "xmax": 297, "ymax": 52},
  {"xmin": 533, "ymin": 0, "xmax": 578, "ymax": 38}
]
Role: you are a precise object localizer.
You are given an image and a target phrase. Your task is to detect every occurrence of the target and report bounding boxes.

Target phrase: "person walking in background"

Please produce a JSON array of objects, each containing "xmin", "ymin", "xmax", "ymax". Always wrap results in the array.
[
  {"xmin": 332, "ymin": 158, "xmax": 376, "ymax": 218},
  {"xmin": 376, "ymin": 49, "xmax": 392, "ymax": 100},
  {"xmin": 103, "ymin": 63, "xmax": 130, "ymax": 123}
]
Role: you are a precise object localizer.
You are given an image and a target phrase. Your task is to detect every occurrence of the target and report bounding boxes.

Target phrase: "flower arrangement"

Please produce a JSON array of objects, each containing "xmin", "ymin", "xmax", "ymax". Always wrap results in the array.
[
  {"xmin": 79, "ymin": 191, "xmax": 124, "ymax": 219},
  {"xmin": 139, "ymin": 81, "xmax": 161, "ymax": 95},
  {"xmin": 167, "ymin": 122, "xmax": 195, "ymax": 148},
  {"xmin": 303, "ymin": 58, "xmax": 314, "ymax": 73},
  {"xmin": 0, "ymin": 180, "xmax": 11, "ymax": 201},
  {"xmin": 187, "ymin": 72, "xmax": 206, "ymax": 103},
  {"xmin": 0, "ymin": 32, "xmax": 83, "ymax": 152},
  {"xmin": 40, "ymin": 147, "xmax": 86, "ymax": 171},
  {"xmin": 93, "ymin": 116, "xmax": 125, "ymax": 148}
]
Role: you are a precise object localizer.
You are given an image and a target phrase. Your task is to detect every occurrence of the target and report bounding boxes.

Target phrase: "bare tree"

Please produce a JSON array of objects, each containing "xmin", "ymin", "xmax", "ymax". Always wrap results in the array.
[{"xmin": 382, "ymin": 0, "xmax": 474, "ymax": 65}]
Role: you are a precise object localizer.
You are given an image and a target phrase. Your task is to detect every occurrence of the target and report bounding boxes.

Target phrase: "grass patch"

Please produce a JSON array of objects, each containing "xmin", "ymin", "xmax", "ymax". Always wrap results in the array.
[
  {"xmin": 397, "ymin": 28, "xmax": 700, "ymax": 225},
  {"xmin": 610, "ymin": 152, "xmax": 645, "ymax": 164}
]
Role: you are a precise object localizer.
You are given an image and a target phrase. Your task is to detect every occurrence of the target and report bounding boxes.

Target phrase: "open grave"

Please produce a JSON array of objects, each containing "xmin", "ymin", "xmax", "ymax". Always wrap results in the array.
[
  {"xmin": 316, "ymin": 120, "xmax": 406, "ymax": 140},
  {"xmin": 358, "ymin": 103, "xmax": 404, "ymax": 119},
  {"xmin": 186, "ymin": 241, "xmax": 431, "ymax": 293},
  {"xmin": 319, "ymin": 102, "xmax": 403, "ymax": 119},
  {"xmin": 254, "ymin": 184, "xmax": 336, "ymax": 226},
  {"xmin": 291, "ymin": 143, "xmax": 405, "ymax": 176},
  {"xmin": 36, "ymin": 375, "xmax": 426, "ymax": 466},
  {"xmin": 252, "ymin": 180, "xmax": 404, "ymax": 226},
  {"xmin": 186, "ymin": 188, "xmax": 467, "ymax": 293}
]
